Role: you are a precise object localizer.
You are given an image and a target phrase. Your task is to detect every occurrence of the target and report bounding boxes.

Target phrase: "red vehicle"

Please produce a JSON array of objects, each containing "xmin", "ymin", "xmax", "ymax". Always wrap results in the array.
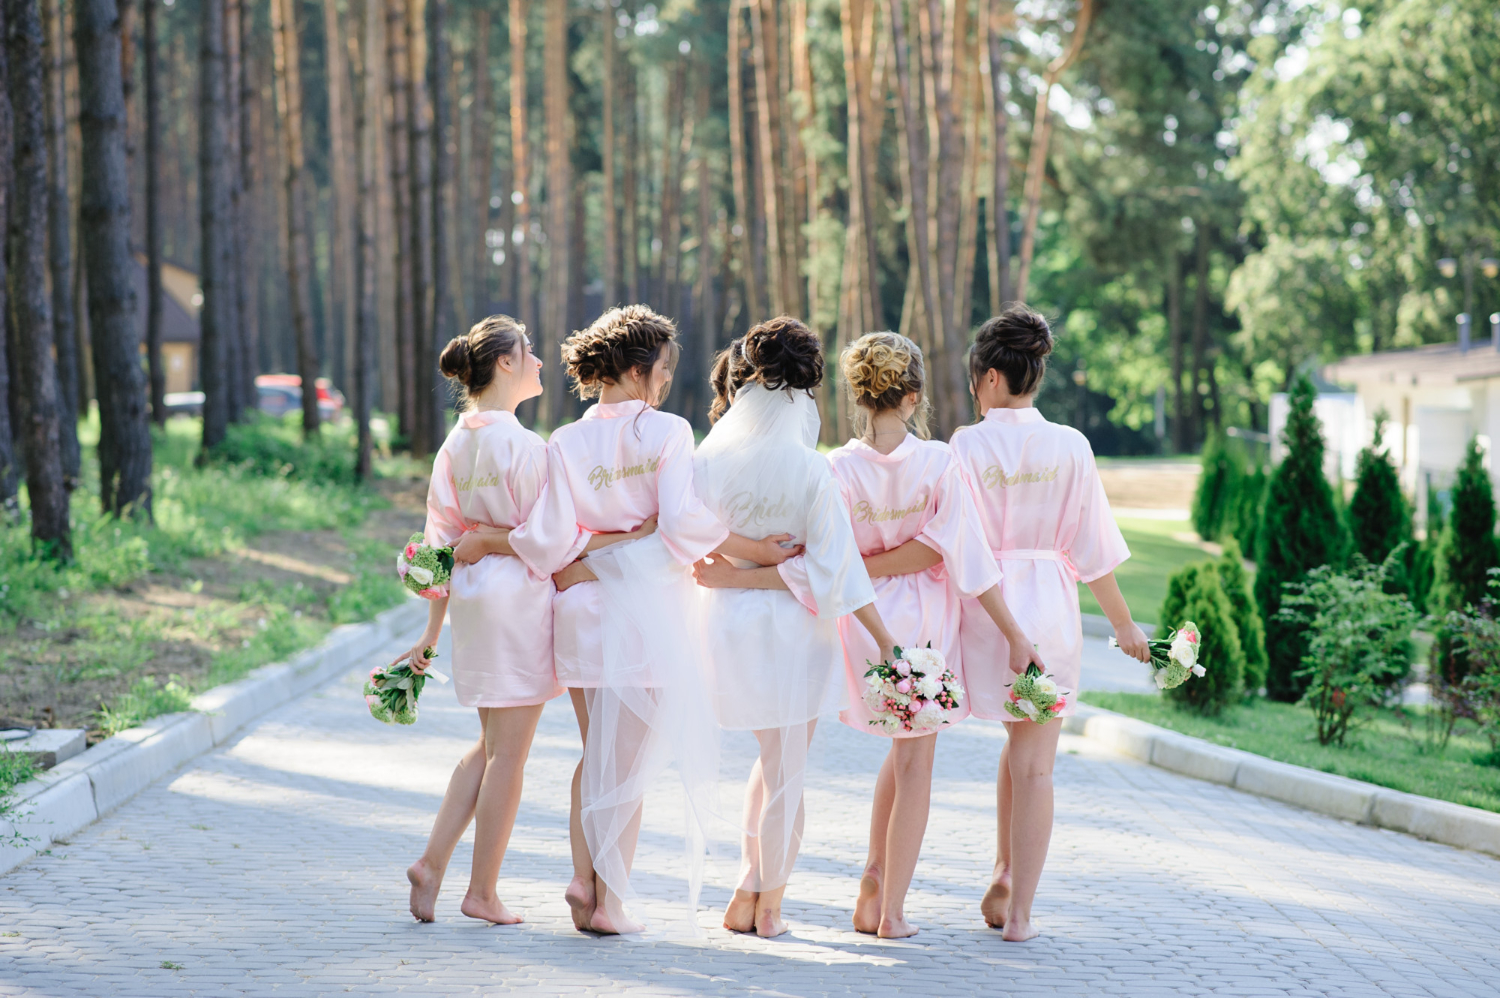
[{"xmin": 255, "ymin": 375, "xmax": 346, "ymax": 422}]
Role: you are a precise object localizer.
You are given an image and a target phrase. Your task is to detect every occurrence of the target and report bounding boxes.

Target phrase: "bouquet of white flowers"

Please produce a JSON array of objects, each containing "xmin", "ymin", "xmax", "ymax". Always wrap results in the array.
[
  {"xmin": 861, "ymin": 644, "xmax": 965, "ymax": 735},
  {"xmin": 396, "ymin": 533, "xmax": 454, "ymax": 599},
  {"xmin": 363, "ymin": 648, "xmax": 448, "ymax": 725},
  {"xmin": 1112, "ymin": 621, "xmax": 1204, "ymax": 690},
  {"xmin": 1004, "ymin": 663, "xmax": 1069, "ymax": 723}
]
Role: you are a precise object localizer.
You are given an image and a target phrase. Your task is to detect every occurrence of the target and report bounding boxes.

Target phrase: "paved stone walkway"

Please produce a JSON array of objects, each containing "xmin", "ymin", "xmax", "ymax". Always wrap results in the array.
[{"xmin": 4, "ymin": 628, "xmax": 1499, "ymax": 997}]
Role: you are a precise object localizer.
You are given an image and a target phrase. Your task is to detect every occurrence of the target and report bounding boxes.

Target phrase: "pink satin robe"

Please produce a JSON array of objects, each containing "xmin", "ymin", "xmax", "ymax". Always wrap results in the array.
[
  {"xmin": 827, "ymin": 436, "xmax": 1002, "ymax": 739},
  {"xmin": 510, "ymin": 399, "xmax": 729, "ymax": 687},
  {"xmin": 950, "ymin": 407, "xmax": 1129, "ymax": 720},
  {"xmin": 423, "ymin": 409, "xmax": 562, "ymax": 708}
]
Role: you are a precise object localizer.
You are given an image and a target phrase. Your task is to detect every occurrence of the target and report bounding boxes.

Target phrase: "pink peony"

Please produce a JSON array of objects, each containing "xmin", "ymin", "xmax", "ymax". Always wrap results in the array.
[
  {"xmin": 364, "ymin": 694, "xmax": 380, "ymax": 707},
  {"xmin": 1049, "ymin": 697, "xmax": 1067, "ymax": 712},
  {"xmin": 895, "ymin": 678, "xmax": 913, "ymax": 694},
  {"xmin": 405, "ymin": 544, "xmax": 418, "ymax": 559},
  {"xmin": 896, "ymin": 660, "xmax": 912, "ymax": 677},
  {"xmin": 910, "ymin": 698, "xmax": 926, "ymax": 713},
  {"xmin": 418, "ymin": 586, "xmax": 448, "ymax": 600}
]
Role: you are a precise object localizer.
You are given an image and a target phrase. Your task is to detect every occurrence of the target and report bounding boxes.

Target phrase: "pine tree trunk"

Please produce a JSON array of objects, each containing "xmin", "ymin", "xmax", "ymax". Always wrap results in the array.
[
  {"xmin": 407, "ymin": 0, "xmax": 434, "ymax": 454},
  {"xmin": 748, "ymin": 0, "xmax": 785, "ymax": 315},
  {"xmin": 985, "ymin": 0, "xmax": 1011, "ymax": 310},
  {"xmin": 323, "ymin": 0, "xmax": 353, "ymax": 399},
  {"xmin": 270, "ymin": 0, "xmax": 320, "ymax": 437},
  {"xmin": 693, "ymin": 69, "xmax": 716, "ymax": 393},
  {"xmin": 619, "ymin": 35, "xmax": 639, "ymax": 304},
  {"xmin": 839, "ymin": 0, "xmax": 881, "ymax": 335},
  {"xmin": 1167, "ymin": 247, "xmax": 1185, "ymax": 453},
  {"xmin": 7, "ymin": 0, "xmax": 70, "ymax": 555},
  {"xmin": 75, "ymin": 0, "xmax": 152, "ymax": 517},
  {"xmin": 508, "ymin": 0, "xmax": 532, "ymax": 357},
  {"xmin": 1190, "ymin": 226, "xmax": 1210, "ymax": 450},
  {"xmin": 386, "ymin": 0, "xmax": 416, "ymax": 441},
  {"xmin": 142, "ymin": 0, "xmax": 163, "ymax": 425},
  {"xmin": 541, "ymin": 0, "xmax": 568, "ymax": 428},
  {"xmin": 0, "ymin": 27, "xmax": 16, "ymax": 515},
  {"xmin": 349, "ymin": 0, "xmax": 376, "ymax": 480},
  {"xmin": 600, "ymin": 4, "xmax": 617, "ymax": 308},
  {"xmin": 427, "ymin": 0, "xmax": 451, "ymax": 449},
  {"xmin": 727, "ymin": 0, "xmax": 762, "ymax": 322},
  {"xmin": 236, "ymin": 0, "xmax": 259, "ymax": 409},
  {"xmin": 470, "ymin": 8, "xmax": 491, "ymax": 315},
  {"xmin": 657, "ymin": 57, "xmax": 686, "ymax": 317},
  {"xmin": 221, "ymin": 0, "xmax": 245, "ymax": 421},
  {"xmin": 43, "ymin": 0, "xmax": 77, "ymax": 483},
  {"xmin": 198, "ymin": 0, "xmax": 233, "ymax": 451}
]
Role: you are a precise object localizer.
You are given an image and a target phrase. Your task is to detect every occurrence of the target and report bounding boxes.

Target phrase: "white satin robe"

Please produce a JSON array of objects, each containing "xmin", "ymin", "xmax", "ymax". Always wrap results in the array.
[
  {"xmin": 828, "ymin": 436, "xmax": 1002, "ymax": 738},
  {"xmin": 949, "ymin": 407, "xmax": 1129, "ymax": 720},
  {"xmin": 423, "ymin": 409, "xmax": 562, "ymax": 708}
]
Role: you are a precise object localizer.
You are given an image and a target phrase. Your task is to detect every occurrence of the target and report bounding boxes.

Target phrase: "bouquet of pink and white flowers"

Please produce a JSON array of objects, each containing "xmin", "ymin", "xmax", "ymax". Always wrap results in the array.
[
  {"xmin": 363, "ymin": 648, "xmax": 448, "ymax": 725},
  {"xmin": 397, "ymin": 533, "xmax": 454, "ymax": 599},
  {"xmin": 861, "ymin": 644, "xmax": 964, "ymax": 735},
  {"xmin": 1004, "ymin": 663, "xmax": 1069, "ymax": 724},
  {"xmin": 1112, "ymin": 621, "xmax": 1204, "ymax": 690}
]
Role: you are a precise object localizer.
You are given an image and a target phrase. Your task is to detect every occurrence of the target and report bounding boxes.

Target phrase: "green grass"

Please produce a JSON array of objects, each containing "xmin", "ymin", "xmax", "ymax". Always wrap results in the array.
[
  {"xmin": 1082, "ymin": 691, "xmax": 1500, "ymax": 814},
  {"xmin": 1078, "ymin": 517, "xmax": 1216, "ymax": 625},
  {"xmin": 95, "ymin": 675, "xmax": 196, "ymax": 737}
]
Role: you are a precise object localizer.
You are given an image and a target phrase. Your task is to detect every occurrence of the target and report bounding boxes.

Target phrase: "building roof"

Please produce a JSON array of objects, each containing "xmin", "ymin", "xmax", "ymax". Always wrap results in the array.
[
  {"xmin": 1323, "ymin": 340, "xmax": 1500, "ymax": 388},
  {"xmin": 130, "ymin": 255, "xmax": 200, "ymax": 345}
]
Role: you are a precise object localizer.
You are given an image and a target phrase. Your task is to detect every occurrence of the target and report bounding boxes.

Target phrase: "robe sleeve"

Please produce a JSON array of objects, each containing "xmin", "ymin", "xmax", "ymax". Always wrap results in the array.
[
  {"xmin": 509, "ymin": 440, "xmax": 588, "ymax": 578},
  {"xmin": 916, "ymin": 459, "xmax": 1002, "ymax": 599},
  {"xmin": 656, "ymin": 419, "xmax": 731, "ymax": 564},
  {"xmin": 1065, "ymin": 448, "xmax": 1130, "ymax": 583},
  {"xmin": 508, "ymin": 438, "xmax": 549, "ymax": 522},
  {"xmin": 423, "ymin": 445, "xmax": 468, "ymax": 548},
  {"xmin": 775, "ymin": 459, "xmax": 875, "ymax": 619}
]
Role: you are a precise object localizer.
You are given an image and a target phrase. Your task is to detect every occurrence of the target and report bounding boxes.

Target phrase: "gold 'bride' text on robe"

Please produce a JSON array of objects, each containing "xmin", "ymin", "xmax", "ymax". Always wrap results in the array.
[
  {"xmin": 453, "ymin": 471, "xmax": 503, "ymax": 492},
  {"xmin": 586, "ymin": 454, "xmax": 662, "ymax": 491},
  {"xmin": 981, "ymin": 465, "xmax": 1059, "ymax": 489},
  {"xmin": 851, "ymin": 494, "xmax": 930, "ymax": 524},
  {"xmin": 720, "ymin": 490, "xmax": 794, "ymax": 530}
]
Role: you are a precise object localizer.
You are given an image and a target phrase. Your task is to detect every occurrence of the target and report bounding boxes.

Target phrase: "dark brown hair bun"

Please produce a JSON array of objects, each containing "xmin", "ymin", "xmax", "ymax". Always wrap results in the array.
[
  {"xmin": 439, "ymin": 314, "xmax": 524, "ymax": 407},
  {"xmin": 742, "ymin": 315, "xmax": 823, "ymax": 393},
  {"xmin": 562, "ymin": 305, "xmax": 676, "ymax": 399},
  {"xmin": 970, "ymin": 305, "xmax": 1054, "ymax": 397},
  {"xmin": 708, "ymin": 338, "xmax": 750, "ymax": 424}
]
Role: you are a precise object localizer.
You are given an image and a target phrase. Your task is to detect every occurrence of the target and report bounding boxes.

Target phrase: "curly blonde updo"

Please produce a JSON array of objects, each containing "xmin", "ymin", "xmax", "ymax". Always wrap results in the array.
[
  {"xmin": 562, "ymin": 304, "xmax": 676, "ymax": 400},
  {"xmin": 438, "ymin": 313, "xmax": 525, "ymax": 408},
  {"xmin": 841, "ymin": 332, "xmax": 929, "ymax": 438}
]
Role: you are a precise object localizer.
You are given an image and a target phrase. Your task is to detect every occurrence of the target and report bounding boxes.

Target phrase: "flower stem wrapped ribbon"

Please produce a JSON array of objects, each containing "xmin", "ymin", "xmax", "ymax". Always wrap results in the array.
[
  {"xmin": 396, "ymin": 533, "xmax": 454, "ymax": 599},
  {"xmin": 363, "ymin": 647, "xmax": 449, "ymax": 725},
  {"xmin": 1004, "ymin": 662, "xmax": 1069, "ymax": 723},
  {"xmin": 861, "ymin": 643, "xmax": 965, "ymax": 735},
  {"xmin": 1112, "ymin": 621, "xmax": 1204, "ymax": 690}
]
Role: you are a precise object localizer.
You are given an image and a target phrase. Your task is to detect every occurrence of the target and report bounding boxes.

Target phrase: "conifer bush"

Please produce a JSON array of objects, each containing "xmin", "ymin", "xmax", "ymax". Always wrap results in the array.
[
  {"xmin": 1159, "ymin": 562, "xmax": 1244, "ymax": 715},
  {"xmin": 1216, "ymin": 539, "xmax": 1267, "ymax": 695},
  {"xmin": 1192, "ymin": 431, "xmax": 1240, "ymax": 542},
  {"xmin": 1348, "ymin": 411, "xmax": 1411, "ymax": 572},
  {"xmin": 1231, "ymin": 465, "xmax": 1267, "ymax": 561},
  {"xmin": 1432, "ymin": 437, "xmax": 1500, "ymax": 681},
  {"xmin": 1255, "ymin": 373, "xmax": 1346, "ymax": 701}
]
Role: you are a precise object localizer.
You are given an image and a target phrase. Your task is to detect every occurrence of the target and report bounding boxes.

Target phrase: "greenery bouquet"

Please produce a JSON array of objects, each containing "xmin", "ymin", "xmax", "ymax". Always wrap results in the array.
[
  {"xmin": 363, "ymin": 648, "xmax": 447, "ymax": 725},
  {"xmin": 396, "ymin": 533, "xmax": 454, "ymax": 599},
  {"xmin": 1116, "ymin": 621, "xmax": 1205, "ymax": 690},
  {"xmin": 1004, "ymin": 663, "xmax": 1069, "ymax": 723},
  {"xmin": 861, "ymin": 644, "xmax": 964, "ymax": 735}
]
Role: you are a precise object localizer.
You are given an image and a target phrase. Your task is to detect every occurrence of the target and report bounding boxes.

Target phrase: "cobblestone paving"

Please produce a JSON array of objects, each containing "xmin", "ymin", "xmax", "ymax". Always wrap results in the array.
[{"xmin": 4, "ymin": 629, "xmax": 1499, "ymax": 998}]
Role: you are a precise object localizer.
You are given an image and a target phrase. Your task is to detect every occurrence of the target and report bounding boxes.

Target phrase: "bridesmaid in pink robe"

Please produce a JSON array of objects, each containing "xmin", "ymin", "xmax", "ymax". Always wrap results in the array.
[
  {"xmin": 950, "ymin": 306, "xmax": 1151, "ymax": 942},
  {"xmin": 827, "ymin": 333, "xmax": 1041, "ymax": 939}
]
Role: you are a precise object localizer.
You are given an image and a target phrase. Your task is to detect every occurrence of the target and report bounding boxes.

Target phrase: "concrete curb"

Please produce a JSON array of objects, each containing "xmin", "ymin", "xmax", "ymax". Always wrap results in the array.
[
  {"xmin": 1065, "ymin": 704, "xmax": 1500, "ymax": 858},
  {"xmin": 0, "ymin": 599, "xmax": 428, "ymax": 876}
]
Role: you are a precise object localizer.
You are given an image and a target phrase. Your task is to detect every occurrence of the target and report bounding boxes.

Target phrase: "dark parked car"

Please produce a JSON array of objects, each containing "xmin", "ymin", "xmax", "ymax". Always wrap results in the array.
[{"xmin": 256, "ymin": 375, "xmax": 345, "ymax": 422}]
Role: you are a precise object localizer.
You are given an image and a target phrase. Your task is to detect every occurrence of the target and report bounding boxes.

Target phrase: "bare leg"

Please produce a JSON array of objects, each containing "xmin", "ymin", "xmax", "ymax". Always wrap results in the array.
[
  {"xmin": 582, "ymin": 686, "xmax": 651, "ymax": 936},
  {"xmin": 459, "ymin": 703, "xmax": 546, "ymax": 925},
  {"xmin": 589, "ymin": 798, "xmax": 645, "ymax": 935},
  {"xmin": 853, "ymin": 750, "xmax": 895, "ymax": 934},
  {"xmin": 564, "ymin": 689, "xmax": 597, "ymax": 932},
  {"xmin": 408, "ymin": 712, "xmax": 489, "ymax": 922},
  {"xmin": 725, "ymin": 757, "xmax": 765, "ymax": 933},
  {"xmin": 749, "ymin": 720, "xmax": 816, "ymax": 938},
  {"xmin": 1000, "ymin": 720, "xmax": 1060, "ymax": 942},
  {"xmin": 982, "ymin": 738, "xmax": 1015, "ymax": 928},
  {"xmin": 877, "ymin": 734, "xmax": 936, "ymax": 939}
]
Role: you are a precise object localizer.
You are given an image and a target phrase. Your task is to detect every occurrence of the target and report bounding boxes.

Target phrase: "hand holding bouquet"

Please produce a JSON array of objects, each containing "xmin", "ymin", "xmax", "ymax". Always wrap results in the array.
[
  {"xmin": 1112, "ymin": 621, "xmax": 1204, "ymax": 690},
  {"xmin": 861, "ymin": 644, "xmax": 964, "ymax": 735},
  {"xmin": 397, "ymin": 533, "xmax": 455, "ymax": 599},
  {"xmin": 1004, "ymin": 662, "xmax": 1069, "ymax": 723},
  {"xmin": 363, "ymin": 648, "xmax": 448, "ymax": 725}
]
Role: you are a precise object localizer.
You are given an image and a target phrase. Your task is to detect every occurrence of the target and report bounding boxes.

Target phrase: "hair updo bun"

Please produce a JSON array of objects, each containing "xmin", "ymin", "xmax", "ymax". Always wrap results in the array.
[
  {"xmin": 439, "ymin": 314, "xmax": 524, "ymax": 407},
  {"xmin": 840, "ymin": 332, "xmax": 930, "ymax": 438},
  {"xmin": 708, "ymin": 337, "xmax": 751, "ymax": 424},
  {"xmin": 741, "ymin": 316, "xmax": 824, "ymax": 394},
  {"xmin": 562, "ymin": 305, "xmax": 676, "ymax": 399},
  {"xmin": 969, "ymin": 305, "xmax": 1054, "ymax": 397}
]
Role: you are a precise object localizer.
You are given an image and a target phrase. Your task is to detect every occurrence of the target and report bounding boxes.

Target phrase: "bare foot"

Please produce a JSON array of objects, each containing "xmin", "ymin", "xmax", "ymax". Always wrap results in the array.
[
  {"xmin": 723, "ymin": 890, "xmax": 757, "ymax": 933},
  {"xmin": 588, "ymin": 902, "xmax": 645, "ymax": 936},
  {"xmin": 407, "ymin": 859, "xmax": 442, "ymax": 923},
  {"xmin": 852, "ymin": 869, "xmax": 882, "ymax": 935},
  {"xmin": 564, "ymin": 876, "xmax": 597, "ymax": 933},
  {"xmin": 755, "ymin": 907, "xmax": 788, "ymax": 938},
  {"xmin": 459, "ymin": 893, "xmax": 524, "ymax": 925},
  {"xmin": 1001, "ymin": 915, "xmax": 1039, "ymax": 942},
  {"xmin": 981, "ymin": 871, "xmax": 1011, "ymax": 929},
  {"xmin": 877, "ymin": 914, "xmax": 919, "ymax": 939}
]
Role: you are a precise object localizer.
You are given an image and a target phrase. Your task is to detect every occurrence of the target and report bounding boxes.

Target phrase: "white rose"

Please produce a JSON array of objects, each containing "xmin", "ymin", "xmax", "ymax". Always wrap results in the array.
[
  {"xmin": 1153, "ymin": 669, "xmax": 1169, "ymax": 690},
  {"xmin": 915, "ymin": 676, "xmax": 941, "ymax": 699},
  {"xmin": 409, "ymin": 566, "xmax": 434, "ymax": 586},
  {"xmin": 1033, "ymin": 675, "xmax": 1057, "ymax": 697},
  {"xmin": 1191, "ymin": 663, "xmax": 1206, "ymax": 677},
  {"xmin": 866, "ymin": 673, "xmax": 883, "ymax": 689},
  {"xmin": 1170, "ymin": 635, "xmax": 1196, "ymax": 667},
  {"xmin": 1017, "ymin": 698, "xmax": 1039, "ymax": 718},
  {"xmin": 863, "ymin": 686, "xmax": 887, "ymax": 711}
]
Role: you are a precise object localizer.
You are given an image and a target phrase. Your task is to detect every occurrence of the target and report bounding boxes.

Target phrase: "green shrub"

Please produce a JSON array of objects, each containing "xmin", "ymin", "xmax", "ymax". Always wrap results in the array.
[
  {"xmin": 1279, "ymin": 563, "xmax": 1418, "ymax": 746},
  {"xmin": 208, "ymin": 413, "xmax": 358, "ymax": 485},
  {"xmin": 1432, "ymin": 438, "xmax": 1500, "ymax": 684},
  {"xmin": 1256, "ymin": 373, "xmax": 1346, "ymax": 702},
  {"xmin": 1447, "ymin": 576, "xmax": 1500, "ymax": 764},
  {"xmin": 96, "ymin": 675, "xmax": 195, "ymax": 737},
  {"xmin": 1192, "ymin": 431, "xmax": 1240, "ymax": 542},
  {"xmin": 1230, "ymin": 464, "xmax": 1267, "ymax": 560},
  {"xmin": 1348, "ymin": 411, "xmax": 1411, "ymax": 579},
  {"xmin": 1216, "ymin": 539, "xmax": 1267, "ymax": 695},
  {"xmin": 1159, "ymin": 562, "xmax": 1244, "ymax": 715}
]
